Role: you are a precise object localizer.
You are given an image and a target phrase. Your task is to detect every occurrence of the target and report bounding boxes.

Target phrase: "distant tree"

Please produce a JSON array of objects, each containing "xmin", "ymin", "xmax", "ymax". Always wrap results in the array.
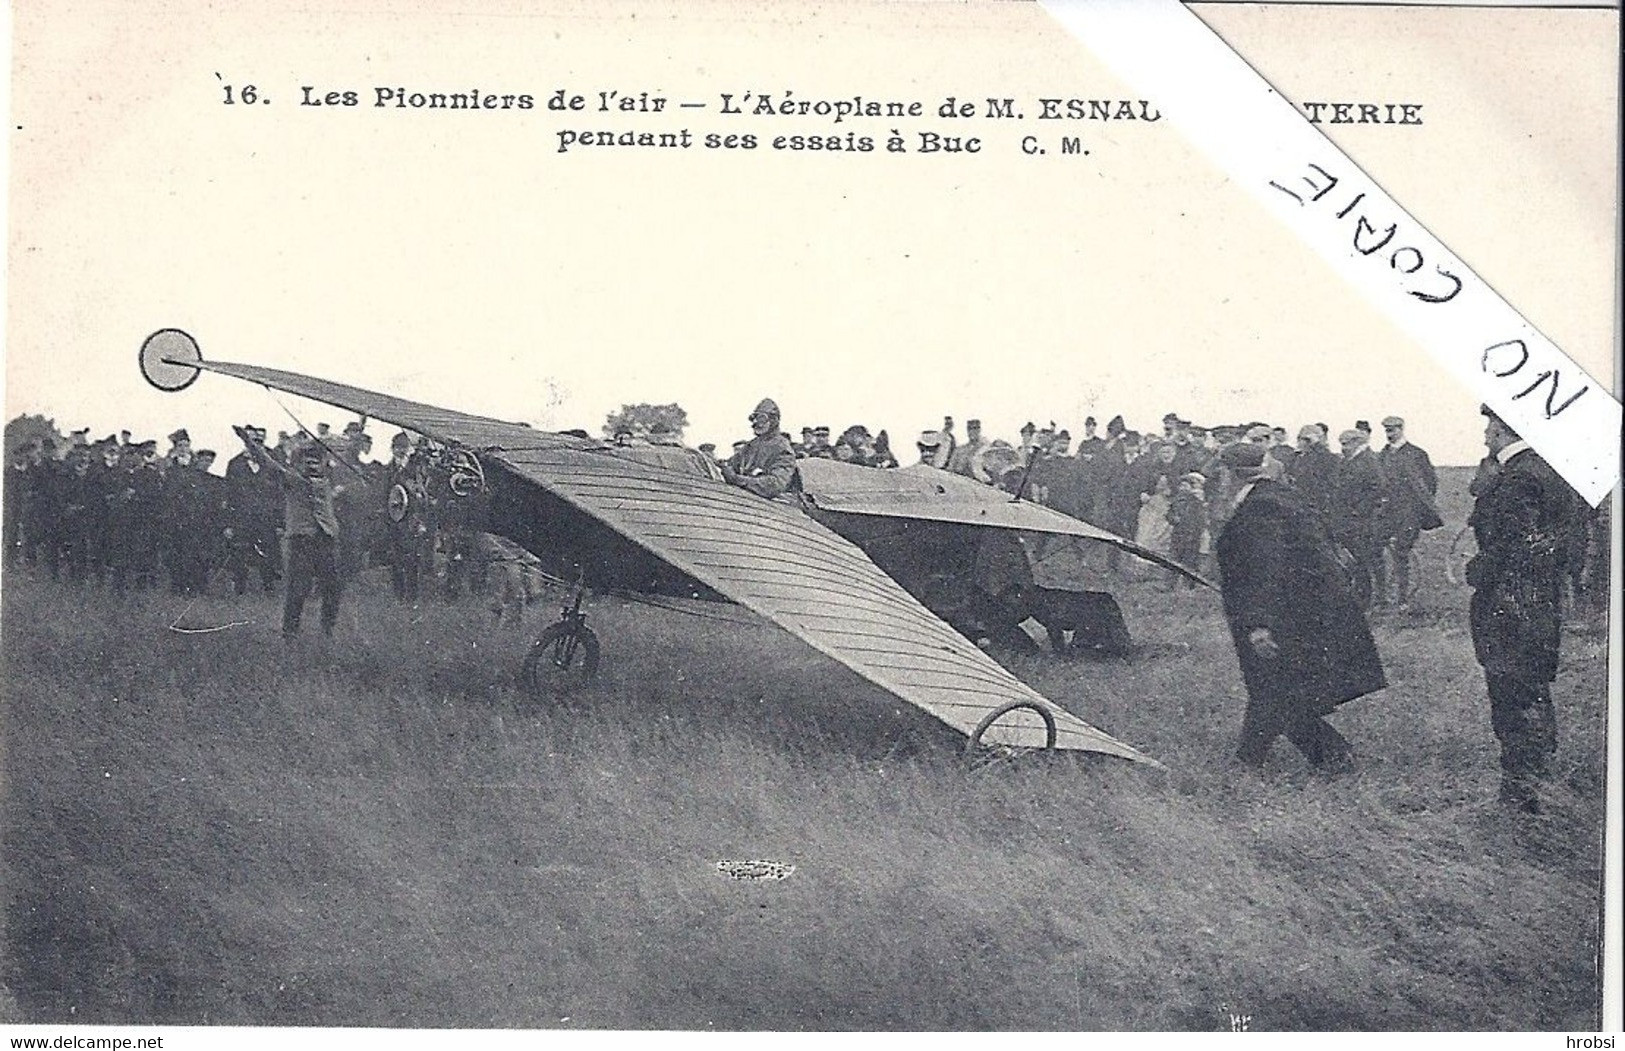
[
  {"xmin": 602, "ymin": 403, "xmax": 689, "ymax": 442},
  {"xmin": 5, "ymin": 414, "xmax": 60, "ymax": 457}
]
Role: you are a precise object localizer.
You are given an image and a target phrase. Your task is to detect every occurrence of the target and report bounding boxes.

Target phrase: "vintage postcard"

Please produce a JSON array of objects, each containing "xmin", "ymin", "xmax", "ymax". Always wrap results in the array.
[{"xmin": 3, "ymin": 0, "xmax": 1618, "ymax": 1037}]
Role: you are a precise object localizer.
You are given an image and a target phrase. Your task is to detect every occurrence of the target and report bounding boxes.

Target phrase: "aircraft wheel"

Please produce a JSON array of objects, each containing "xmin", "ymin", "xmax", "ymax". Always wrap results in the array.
[
  {"xmin": 522, "ymin": 621, "xmax": 601, "ymax": 701},
  {"xmin": 964, "ymin": 700, "xmax": 1057, "ymax": 764}
]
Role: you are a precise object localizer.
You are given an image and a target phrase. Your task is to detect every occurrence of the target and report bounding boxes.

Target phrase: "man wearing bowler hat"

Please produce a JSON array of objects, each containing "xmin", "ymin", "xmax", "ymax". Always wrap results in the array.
[{"xmin": 1216, "ymin": 442, "xmax": 1385, "ymax": 769}]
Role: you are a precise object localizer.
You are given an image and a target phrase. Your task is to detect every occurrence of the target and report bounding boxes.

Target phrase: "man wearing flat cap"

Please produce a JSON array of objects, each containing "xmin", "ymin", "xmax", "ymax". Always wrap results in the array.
[
  {"xmin": 723, "ymin": 398, "xmax": 798, "ymax": 501},
  {"xmin": 1215, "ymin": 441, "xmax": 1386, "ymax": 769},
  {"xmin": 1377, "ymin": 416, "xmax": 1442, "ymax": 609},
  {"xmin": 1466, "ymin": 406, "xmax": 1575, "ymax": 811}
]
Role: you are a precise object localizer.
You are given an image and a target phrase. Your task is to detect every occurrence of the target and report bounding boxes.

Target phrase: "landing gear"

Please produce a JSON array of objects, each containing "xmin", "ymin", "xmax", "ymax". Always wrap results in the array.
[
  {"xmin": 521, "ymin": 575, "xmax": 600, "ymax": 701},
  {"xmin": 964, "ymin": 700, "xmax": 1058, "ymax": 768}
]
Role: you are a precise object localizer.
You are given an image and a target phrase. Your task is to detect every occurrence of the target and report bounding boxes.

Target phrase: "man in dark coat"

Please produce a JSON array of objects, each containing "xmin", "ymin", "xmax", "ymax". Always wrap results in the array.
[
  {"xmin": 1095, "ymin": 416, "xmax": 1136, "ymax": 539},
  {"xmin": 1331, "ymin": 429, "xmax": 1389, "ymax": 609},
  {"xmin": 59, "ymin": 445, "xmax": 106, "ymax": 584},
  {"xmin": 1467, "ymin": 407, "xmax": 1574, "ymax": 811},
  {"xmin": 1215, "ymin": 443, "xmax": 1386, "ymax": 768},
  {"xmin": 1071, "ymin": 416, "xmax": 1106, "ymax": 521},
  {"xmin": 224, "ymin": 425, "xmax": 285, "ymax": 594},
  {"xmin": 1029, "ymin": 437, "xmax": 1086, "ymax": 518},
  {"xmin": 1377, "ymin": 416, "xmax": 1443, "ymax": 607},
  {"xmin": 1287, "ymin": 424, "xmax": 1338, "ymax": 530},
  {"xmin": 385, "ymin": 432, "xmax": 435, "ymax": 602},
  {"xmin": 101, "ymin": 441, "xmax": 139, "ymax": 593},
  {"xmin": 108, "ymin": 440, "xmax": 164, "ymax": 592}
]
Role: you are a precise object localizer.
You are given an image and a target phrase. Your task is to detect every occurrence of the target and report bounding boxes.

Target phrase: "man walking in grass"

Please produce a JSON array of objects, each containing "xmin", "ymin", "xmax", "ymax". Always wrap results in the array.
[{"xmin": 1215, "ymin": 442, "xmax": 1386, "ymax": 770}]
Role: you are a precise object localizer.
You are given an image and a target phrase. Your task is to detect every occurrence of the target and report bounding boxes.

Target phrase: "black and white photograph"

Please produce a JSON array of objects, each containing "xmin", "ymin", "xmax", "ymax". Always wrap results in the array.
[{"xmin": 2, "ymin": 0, "xmax": 1619, "ymax": 1037}]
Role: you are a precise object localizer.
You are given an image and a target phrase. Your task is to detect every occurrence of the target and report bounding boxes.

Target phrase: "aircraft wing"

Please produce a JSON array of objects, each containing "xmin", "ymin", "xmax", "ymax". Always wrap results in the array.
[
  {"xmin": 798, "ymin": 458, "xmax": 1212, "ymax": 586},
  {"xmin": 177, "ymin": 357, "xmax": 1155, "ymax": 763},
  {"xmin": 181, "ymin": 358, "xmax": 594, "ymax": 454}
]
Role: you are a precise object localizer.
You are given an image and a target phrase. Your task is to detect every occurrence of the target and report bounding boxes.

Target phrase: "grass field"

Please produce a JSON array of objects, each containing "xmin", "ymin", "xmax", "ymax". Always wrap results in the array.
[{"xmin": 0, "ymin": 469, "xmax": 1610, "ymax": 1030}]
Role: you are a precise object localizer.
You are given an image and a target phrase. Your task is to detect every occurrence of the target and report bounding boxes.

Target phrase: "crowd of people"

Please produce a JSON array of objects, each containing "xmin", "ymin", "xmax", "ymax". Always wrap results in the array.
[
  {"xmin": 762, "ymin": 409, "xmax": 1609, "ymax": 613},
  {"xmin": 5, "ymin": 408, "xmax": 1610, "ymax": 622},
  {"xmin": 0, "ymin": 421, "xmax": 538, "ymax": 636}
]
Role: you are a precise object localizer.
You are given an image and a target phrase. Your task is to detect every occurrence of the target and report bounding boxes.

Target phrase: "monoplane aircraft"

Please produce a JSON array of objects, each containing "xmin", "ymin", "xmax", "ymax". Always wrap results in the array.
[{"xmin": 139, "ymin": 329, "xmax": 1202, "ymax": 765}]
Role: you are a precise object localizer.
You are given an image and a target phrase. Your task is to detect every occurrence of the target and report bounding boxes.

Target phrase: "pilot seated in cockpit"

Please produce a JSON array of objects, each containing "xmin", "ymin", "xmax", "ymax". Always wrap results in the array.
[{"xmin": 721, "ymin": 398, "xmax": 799, "ymax": 503}]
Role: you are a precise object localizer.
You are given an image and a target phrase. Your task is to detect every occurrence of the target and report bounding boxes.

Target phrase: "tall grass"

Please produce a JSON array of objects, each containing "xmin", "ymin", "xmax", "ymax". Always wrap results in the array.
[{"xmin": 0, "ymin": 471, "xmax": 1608, "ymax": 1029}]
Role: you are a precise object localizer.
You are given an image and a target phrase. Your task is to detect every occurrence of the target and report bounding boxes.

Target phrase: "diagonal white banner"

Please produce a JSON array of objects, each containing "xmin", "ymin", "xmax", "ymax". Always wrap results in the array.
[{"xmin": 1040, "ymin": 0, "xmax": 1621, "ymax": 506}]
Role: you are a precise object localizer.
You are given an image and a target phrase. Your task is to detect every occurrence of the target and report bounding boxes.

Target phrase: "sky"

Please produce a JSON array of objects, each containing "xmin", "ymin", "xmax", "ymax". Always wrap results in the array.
[{"xmin": 6, "ymin": 1, "xmax": 1619, "ymax": 469}]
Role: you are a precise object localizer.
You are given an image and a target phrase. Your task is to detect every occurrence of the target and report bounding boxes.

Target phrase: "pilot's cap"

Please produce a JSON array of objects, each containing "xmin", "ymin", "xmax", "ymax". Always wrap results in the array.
[{"xmin": 750, "ymin": 398, "xmax": 781, "ymax": 421}]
